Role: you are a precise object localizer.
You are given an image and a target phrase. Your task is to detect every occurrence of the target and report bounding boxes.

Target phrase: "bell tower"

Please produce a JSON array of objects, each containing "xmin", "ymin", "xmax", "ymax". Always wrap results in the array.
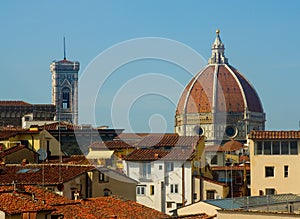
[{"xmin": 50, "ymin": 38, "xmax": 79, "ymax": 124}]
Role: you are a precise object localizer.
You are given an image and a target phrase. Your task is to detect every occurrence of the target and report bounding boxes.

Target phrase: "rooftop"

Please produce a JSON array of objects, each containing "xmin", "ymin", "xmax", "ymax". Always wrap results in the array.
[
  {"xmin": 204, "ymin": 193, "xmax": 300, "ymax": 210},
  {"xmin": 249, "ymin": 130, "xmax": 300, "ymax": 139},
  {"xmin": 0, "ymin": 164, "xmax": 95, "ymax": 185},
  {"xmin": 136, "ymin": 133, "xmax": 203, "ymax": 148},
  {"xmin": 124, "ymin": 148, "xmax": 195, "ymax": 161}
]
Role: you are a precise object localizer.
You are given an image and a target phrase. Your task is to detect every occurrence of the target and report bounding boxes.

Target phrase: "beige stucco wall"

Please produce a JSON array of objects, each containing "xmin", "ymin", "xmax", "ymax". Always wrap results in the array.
[
  {"xmin": 38, "ymin": 130, "xmax": 61, "ymax": 157},
  {"xmin": 3, "ymin": 130, "xmax": 61, "ymax": 157},
  {"xmin": 177, "ymin": 201, "xmax": 220, "ymax": 216},
  {"xmin": 249, "ymin": 139, "xmax": 300, "ymax": 196},
  {"xmin": 62, "ymin": 173, "xmax": 87, "ymax": 200},
  {"xmin": 217, "ymin": 210, "xmax": 300, "ymax": 219},
  {"xmin": 90, "ymin": 170, "xmax": 136, "ymax": 201},
  {"xmin": 203, "ymin": 179, "xmax": 229, "ymax": 200},
  {"xmin": 193, "ymin": 177, "xmax": 229, "ymax": 202}
]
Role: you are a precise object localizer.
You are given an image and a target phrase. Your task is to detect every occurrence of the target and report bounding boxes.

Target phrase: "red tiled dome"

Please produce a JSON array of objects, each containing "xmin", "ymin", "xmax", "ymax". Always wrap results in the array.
[
  {"xmin": 176, "ymin": 64, "xmax": 263, "ymax": 115},
  {"xmin": 176, "ymin": 31, "xmax": 263, "ymax": 116}
]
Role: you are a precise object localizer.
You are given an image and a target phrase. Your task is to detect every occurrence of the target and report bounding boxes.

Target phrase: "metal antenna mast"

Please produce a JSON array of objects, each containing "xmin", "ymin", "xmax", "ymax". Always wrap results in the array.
[{"xmin": 63, "ymin": 37, "xmax": 66, "ymax": 60}]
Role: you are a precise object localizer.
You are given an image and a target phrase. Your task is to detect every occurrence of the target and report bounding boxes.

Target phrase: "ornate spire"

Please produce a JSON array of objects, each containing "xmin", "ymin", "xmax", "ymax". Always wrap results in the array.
[{"xmin": 208, "ymin": 29, "xmax": 228, "ymax": 64}]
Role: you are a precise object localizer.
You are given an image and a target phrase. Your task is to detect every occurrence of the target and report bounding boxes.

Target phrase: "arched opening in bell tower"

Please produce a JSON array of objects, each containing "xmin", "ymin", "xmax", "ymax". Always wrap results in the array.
[{"xmin": 62, "ymin": 88, "xmax": 70, "ymax": 109}]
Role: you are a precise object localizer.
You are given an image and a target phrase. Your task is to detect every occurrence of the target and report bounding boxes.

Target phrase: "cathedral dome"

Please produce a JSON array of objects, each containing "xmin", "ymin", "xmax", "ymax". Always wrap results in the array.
[
  {"xmin": 176, "ymin": 61, "xmax": 263, "ymax": 115},
  {"xmin": 175, "ymin": 30, "xmax": 265, "ymax": 143}
]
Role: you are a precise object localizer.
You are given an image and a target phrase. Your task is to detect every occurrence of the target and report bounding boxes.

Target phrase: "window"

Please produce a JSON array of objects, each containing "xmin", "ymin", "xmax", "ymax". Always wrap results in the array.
[
  {"xmin": 255, "ymin": 141, "xmax": 298, "ymax": 155},
  {"xmin": 290, "ymin": 141, "xmax": 298, "ymax": 155},
  {"xmin": 104, "ymin": 188, "xmax": 111, "ymax": 196},
  {"xmin": 264, "ymin": 141, "xmax": 271, "ymax": 155},
  {"xmin": 206, "ymin": 190, "xmax": 215, "ymax": 199},
  {"xmin": 265, "ymin": 188, "xmax": 275, "ymax": 195},
  {"xmin": 170, "ymin": 184, "xmax": 179, "ymax": 194},
  {"xmin": 137, "ymin": 186, "xmax": 146, "ymax": 195},
  {"xmin": 166, "ymin": 162, "xmax": 174, "ymax": 172},
  {"xmin": 167, "ymin": 202, "xmax": 173, "ymax": 208},
  {"xmin": 141, "ymin": 163, "xmax": 151, "ymax": 179},
  {"xmin": 210, "ymin": 155, "xmax": 218, "ymax": 165},
  {"xmin": 99, "ymin": 172, "xmax": 108, "ymax": 182},
  {"xmin": 255, "ymin": 142, "xmax": 262, "ymax": 155},
  {"xmin": 272, "ymin": 141, "xmax": 280, "ymax": 155},
  {"xmin": 159, "ymin": 165, "xmax": 163, "ymax": 170},
  {"xmin": 265, "ymin": 166, "xmax": 274, "ymax": 177},
  {"xmin": 62, "ymin": 90, "xmax": 70, "ymax": 109},
  {"xmin": 150, "ymin": 185, "xmax": 154, "ymax": 195},
  {"xmin": 281, "ymin": 141, "xmax": 289, "ymax": 154},
  {"xmin": 284, "ymin": 165, "xmax": 289, "ymax": 178}
]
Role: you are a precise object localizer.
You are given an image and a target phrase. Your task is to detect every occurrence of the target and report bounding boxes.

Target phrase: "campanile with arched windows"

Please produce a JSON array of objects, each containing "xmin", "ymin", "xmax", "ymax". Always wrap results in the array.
[{"xmin": 50, "ymin": 42, "xmax": 79, "ymax": 124}]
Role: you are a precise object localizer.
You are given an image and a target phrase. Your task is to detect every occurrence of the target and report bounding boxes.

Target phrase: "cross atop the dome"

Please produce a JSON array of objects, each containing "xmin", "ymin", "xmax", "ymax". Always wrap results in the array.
[{"xmin": 208, "ymin": 29, "xmax": 228, "ymax": 64}]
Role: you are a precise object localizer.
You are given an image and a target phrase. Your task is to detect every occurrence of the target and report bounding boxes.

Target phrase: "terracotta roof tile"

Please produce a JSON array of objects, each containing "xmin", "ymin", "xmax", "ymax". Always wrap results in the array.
[
  {"xmin": 46, "ymin": 155, "xmax": 89, "ymax": 164},
  {"xmin": 0, "ymin": 101, "xmax": 32, "ymax": 106},
  {"xmin": 0, "ymin": 185, "xmax": 170, "ymax": 218},
  {"xmin": 137, "ymin": 134, "xmax": 203, "ymax": 148},
  {"xmin": 0, "ymin": 192, "xmax": 53, "ymax": 214},
  {"xmin": 116, "ymin": 133, "xmax": 149, "ymax": 140},
  {"xmin": 0, "ymin": 164, "xmax": 95, "ymax": 185},
  {"xmin": 124, "ymin": 148, "xmax": 195, "ymax": 161},
  {"xmin": 89, "ymin": 141, "xmax": 136, "ymax": 150},
  {"xmin": 248, "ymin": 130, "xmax": 300, "ymax": 139},
  {"xmin": 1, "ymin": 145, "xmax": 37, "ymax": 157},
  {"xmin": 77, "ymin": 196, "xmax": 170, "ymax": 219},
  {"xmin": 221, "ymin": 141, "xmax": 245, "ymax": 151},
  {"xmin": 0, "ymin": 130, "xmax": 28, "ymax": 140},
  {"xmin": 39, "ymin": 121, "xmax": 79, "ymax": 130},
  {"xmin": 205, "ymin": 141, "xmax": 244, "ymax": 152}
]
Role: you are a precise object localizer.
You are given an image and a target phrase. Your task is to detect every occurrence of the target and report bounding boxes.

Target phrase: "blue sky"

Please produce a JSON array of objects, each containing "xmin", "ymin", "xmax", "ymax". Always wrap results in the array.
[{"xmin": 0, "ymin": 1, "xmax": 299, "ymax": 132}]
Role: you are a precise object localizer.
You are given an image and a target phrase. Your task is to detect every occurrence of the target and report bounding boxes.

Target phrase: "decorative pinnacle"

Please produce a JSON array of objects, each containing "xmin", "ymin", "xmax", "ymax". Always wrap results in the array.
[{"xmin": 208, "ymin": 29, "xmax": 228, "ymax": 64}]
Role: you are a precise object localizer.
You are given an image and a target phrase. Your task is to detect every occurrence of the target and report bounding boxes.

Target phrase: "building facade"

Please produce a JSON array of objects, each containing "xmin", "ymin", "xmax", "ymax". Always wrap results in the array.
[
  {"xmin": 175, "ymin": 30, "xmax": 265, "ymax": 145},
  {"xmin": 0, "ymin": 101, "xmax": 55, "ymax": 127},
  {"xmin": 50, "ymin": 51, "xmax": 79, "ymax": 124},
  {"xmin": 248, "ymin": 131, "xmax": 300, "ymax": 196},
  {"xmin": 122, "ymin": 134, "xmax": 211, "ymax": 214}
]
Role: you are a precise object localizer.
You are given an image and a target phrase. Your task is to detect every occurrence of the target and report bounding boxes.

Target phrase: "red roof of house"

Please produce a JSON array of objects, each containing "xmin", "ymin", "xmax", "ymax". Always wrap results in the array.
[
  {"xmin": 46, "ymin": 155, "xmax": 89, "ymax": 165},
  {"xmin": 0, "ymin": 101, "xmax": 32, "ymax": 106},
  {"xmin": 124, "ymin": 148, "xmax": 195, "ymax": 161},
  {"xmin": 0, "ymin": 130, "xmax": 28, "ymax": 140},
  {"xmin": 0, "ymin": 185, "xmax": 170, "ymax": 218},
  {"xmin": 248, "ymin": 130, "xmax": 300, "ymax": 139},
  {"xmin": 116, "ymin": 133, "xmax": 149, "ymax": 140},
  {"xmin": 1, "ymin": 145, "xmax": 37, "ymax": 157},
  {"xmin": 137, "ymin": 134, "xmax": 203, "ymax": 148},
  {"xmin": 76, "ymin": 197, "xmax": 170, "ymax": 219},
  {"xmin": 0, "ymin": 191, "xmax": 53, "ymax": 215},
  {"xmin": 39, "ymin": 121, "xmax": 79, "ymax": 130},
  {"xmin": 205, "ymin": 141, "xmax": 244, "ymax": 152},
  {"xmin": 0, "ymin": 164, "xmax": 95, "ymax": 185},
  {"xmin": 89, "ymin": 140, "xmax": 136, "ymax": 150}
]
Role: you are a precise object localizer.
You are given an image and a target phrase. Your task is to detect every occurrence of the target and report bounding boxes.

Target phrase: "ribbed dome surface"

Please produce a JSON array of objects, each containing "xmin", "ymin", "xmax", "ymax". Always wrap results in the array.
[{"xmin": 176, "ymin": 64, "xmax": 263, "ymax": 115}]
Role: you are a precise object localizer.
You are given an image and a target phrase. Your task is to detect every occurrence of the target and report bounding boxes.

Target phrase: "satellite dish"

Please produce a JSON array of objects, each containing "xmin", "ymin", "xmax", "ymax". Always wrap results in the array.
[{"xmin": 37, "ymin": 148, "xmax": 47, "ymax": 161}]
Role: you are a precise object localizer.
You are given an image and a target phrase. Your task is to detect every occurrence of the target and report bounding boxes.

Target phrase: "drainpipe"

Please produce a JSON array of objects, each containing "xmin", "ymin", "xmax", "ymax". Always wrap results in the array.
[{"xmin": 182, "ymin": 163, "xmax": 185, "ymax": 206}]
